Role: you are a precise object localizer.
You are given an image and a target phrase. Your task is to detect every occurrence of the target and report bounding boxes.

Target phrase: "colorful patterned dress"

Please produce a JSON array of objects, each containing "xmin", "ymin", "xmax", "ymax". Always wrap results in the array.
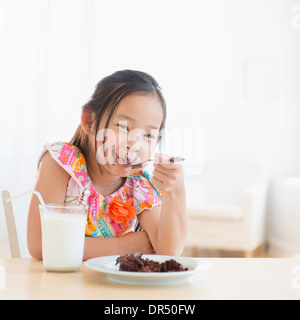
[{"xmin": 39, "ymin": 141, "xmax": 162, "ymax": 238}]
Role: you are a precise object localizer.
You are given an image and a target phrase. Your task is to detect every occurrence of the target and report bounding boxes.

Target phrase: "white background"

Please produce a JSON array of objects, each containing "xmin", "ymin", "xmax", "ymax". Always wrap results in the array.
[{"xmin": 0, "ymin": 0, "xmax": 300, "ymax": 255}]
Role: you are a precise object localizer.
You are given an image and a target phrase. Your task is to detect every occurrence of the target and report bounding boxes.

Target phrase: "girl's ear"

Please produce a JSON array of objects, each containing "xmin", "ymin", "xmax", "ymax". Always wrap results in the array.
[{"xmin": 81, "ymin": 109, "xmax": 94, "ymax": 134}]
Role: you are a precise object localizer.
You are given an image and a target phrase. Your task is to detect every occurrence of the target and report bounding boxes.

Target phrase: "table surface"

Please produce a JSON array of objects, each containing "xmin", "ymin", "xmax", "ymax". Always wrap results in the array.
[{"xmin": 0, "ymin": 257, "xmax": 300, "ymax": 300}]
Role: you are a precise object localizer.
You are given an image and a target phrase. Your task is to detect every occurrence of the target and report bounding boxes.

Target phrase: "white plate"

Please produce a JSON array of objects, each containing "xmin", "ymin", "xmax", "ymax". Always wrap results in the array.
[{"xmin": 85, "ymin": 254, "xmax": 212, "ymax": 285}]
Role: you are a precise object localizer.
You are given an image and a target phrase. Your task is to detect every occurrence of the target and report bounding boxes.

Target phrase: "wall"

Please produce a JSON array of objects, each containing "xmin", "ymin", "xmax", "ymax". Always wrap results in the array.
[{"xmin": 227, "ymin": 0, "xmax": 300, "ymax": 255}]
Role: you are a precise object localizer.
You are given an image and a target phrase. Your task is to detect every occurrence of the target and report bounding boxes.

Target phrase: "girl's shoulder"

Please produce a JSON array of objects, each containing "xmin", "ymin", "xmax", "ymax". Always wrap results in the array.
[
  {"xmin": 40, "ymin": 141, "xmax": 85, "ymax": 170},
  {"xmin": 39, "ymin": 141, "xmax": 88, "ymax": 194},
  {"xmin": 51, "ymin": 140, "xmax": 81, "ymax": 157}
]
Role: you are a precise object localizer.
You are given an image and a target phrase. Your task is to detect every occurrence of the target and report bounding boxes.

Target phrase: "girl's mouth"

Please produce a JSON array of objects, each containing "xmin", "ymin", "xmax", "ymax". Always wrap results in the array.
[
  {"xmin": 117, "ymin": 155, "xmax": 141, "ymax": 168},
  {"xmin": 117, "ymin": 155, "xmax": 134, "ymax": 167}
]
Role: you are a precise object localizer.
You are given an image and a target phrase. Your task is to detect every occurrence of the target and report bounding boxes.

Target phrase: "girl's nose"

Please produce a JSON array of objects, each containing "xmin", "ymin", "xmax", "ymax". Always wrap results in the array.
[
  {"xmin": 126, "ymin": 129, "xmax": 142, "ymax": 150},
  {"xmin": 124, "ymin": 134, "xmax": 141, "ymax": 162},
  {"xmin": 127, "ymin": 135, "xmax": 140, "ymax": 150}
]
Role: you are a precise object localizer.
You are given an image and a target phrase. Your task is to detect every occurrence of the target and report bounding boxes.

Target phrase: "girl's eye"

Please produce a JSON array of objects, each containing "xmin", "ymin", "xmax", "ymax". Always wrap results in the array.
[
  {"xmin": 144, "ymin": 133, "xmax": 154, "ymax": 139},
  {"xmin": 117, "ymin": 124, "xmax": 128, "ymax": 131}
]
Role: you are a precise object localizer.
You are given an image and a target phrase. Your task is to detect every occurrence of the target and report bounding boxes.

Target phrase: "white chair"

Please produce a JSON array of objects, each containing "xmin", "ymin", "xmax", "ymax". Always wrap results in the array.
[
  {"xmin": 1, "ymin": 190, "xmax": 30, "ymax": 258},
  {"xmin": 185, "ymin": 162, "xmax": 269, "ymax": 257}
]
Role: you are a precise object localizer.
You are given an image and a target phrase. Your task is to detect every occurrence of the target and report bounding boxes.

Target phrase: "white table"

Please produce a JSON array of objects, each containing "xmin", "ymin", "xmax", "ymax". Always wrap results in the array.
[{"xmin": 0, "ymin": 258, "xmax": 299, "ymax": 300}]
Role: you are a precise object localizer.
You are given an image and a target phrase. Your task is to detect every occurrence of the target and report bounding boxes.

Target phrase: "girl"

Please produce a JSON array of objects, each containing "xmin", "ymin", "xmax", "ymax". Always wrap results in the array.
[{"xmin": 27, "ymin": 70, "xmax": 187, "ymax": 260}]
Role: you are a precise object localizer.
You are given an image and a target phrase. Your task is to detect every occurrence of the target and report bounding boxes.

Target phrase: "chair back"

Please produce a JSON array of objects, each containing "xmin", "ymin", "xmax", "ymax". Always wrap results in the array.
[{"xmin": 1, "ymin": 190, "xmax": 31, "ymax": 258}]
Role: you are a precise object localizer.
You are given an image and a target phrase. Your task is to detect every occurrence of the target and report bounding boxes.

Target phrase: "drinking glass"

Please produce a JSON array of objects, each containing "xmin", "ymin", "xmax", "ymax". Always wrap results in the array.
[{"xmin": 39, "ymin": 203, "xmax": 87, "ymax": 272}]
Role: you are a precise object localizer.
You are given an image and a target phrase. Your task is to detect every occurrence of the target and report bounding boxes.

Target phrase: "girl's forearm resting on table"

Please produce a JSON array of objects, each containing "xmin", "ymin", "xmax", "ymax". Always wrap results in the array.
[{"xmin": 83, "ymin": 231, "xmax": 154, "ymax": 260}]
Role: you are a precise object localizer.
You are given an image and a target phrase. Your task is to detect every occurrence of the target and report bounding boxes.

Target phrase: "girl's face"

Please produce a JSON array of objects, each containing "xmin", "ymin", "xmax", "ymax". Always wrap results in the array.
[{"xmin": 95, "ymin": 92, "xmax": 164, "ymax": 177}]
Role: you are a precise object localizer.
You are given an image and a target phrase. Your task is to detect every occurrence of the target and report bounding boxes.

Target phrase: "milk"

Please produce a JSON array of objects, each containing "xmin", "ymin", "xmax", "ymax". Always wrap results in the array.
[{"xmin": 40, "ymin": 205, "xmax": 87, "ymax": 272}]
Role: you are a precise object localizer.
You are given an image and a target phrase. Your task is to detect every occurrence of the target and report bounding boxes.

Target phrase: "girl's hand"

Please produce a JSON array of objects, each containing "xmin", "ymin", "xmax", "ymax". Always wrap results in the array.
[{"xmin": 151, "ymin": 153, "xmax": 185, "ymax": 194}]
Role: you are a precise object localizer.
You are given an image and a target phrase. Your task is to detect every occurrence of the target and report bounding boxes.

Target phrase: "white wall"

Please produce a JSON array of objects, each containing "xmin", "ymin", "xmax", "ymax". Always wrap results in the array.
[
  {"xmin": 221, "ymin": 0, "xmax": 300, "ymax": 255},
  {"xmin": 0, "ymin": 0, "xmax": 300, "ymax": 255}
]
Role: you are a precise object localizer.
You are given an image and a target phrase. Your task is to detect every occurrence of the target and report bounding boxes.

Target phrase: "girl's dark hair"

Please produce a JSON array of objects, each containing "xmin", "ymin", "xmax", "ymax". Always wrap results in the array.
[{"xmin": 70, "ymin": 69, "xmax": 167, "ymax": 157}]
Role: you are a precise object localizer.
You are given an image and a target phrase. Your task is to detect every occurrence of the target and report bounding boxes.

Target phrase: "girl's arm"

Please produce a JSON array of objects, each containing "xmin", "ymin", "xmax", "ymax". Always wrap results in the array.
[
  {"xmin": 27, "ymin": 152, "xmax": 154, "ymax": 260},
  {"xmin": 138, "ymin": 154, "xmax": 188, "ymax": 256},
  {"xmin": 83, "ymin": 231, "xmax": 154, "ymax": 260}
]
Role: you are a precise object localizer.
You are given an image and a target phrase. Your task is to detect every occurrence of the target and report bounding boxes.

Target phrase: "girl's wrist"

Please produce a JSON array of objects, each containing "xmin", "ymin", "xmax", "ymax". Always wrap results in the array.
[{"xmin": 162, "ymin": 184, "xmax": 186, "ymax": 198}]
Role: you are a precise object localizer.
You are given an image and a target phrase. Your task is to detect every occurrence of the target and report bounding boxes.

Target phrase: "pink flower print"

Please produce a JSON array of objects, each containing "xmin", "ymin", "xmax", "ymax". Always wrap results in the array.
[
  {"xmin": 75, "ymin": 168, "xmax": 88, "ymax": 187},
  {"xmin": 132, "ymin": 190, "xmax": 147, "ymax": 202},
  {"xmin": 137, "ymin": 179, "xmax": 152, "ymax": 193},
  {"xmin": 58, "ymin": 144, "xmax": 75, "ymax": 165},
  {"xmin": 139, "ymin": 185, "xmax": 151, "ymax": 194}
]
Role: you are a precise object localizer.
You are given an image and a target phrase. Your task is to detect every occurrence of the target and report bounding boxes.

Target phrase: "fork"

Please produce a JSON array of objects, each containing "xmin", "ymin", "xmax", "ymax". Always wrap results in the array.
[{"xmin": 129, "ymin": 156, "xmax": 185, "ymax": 168}]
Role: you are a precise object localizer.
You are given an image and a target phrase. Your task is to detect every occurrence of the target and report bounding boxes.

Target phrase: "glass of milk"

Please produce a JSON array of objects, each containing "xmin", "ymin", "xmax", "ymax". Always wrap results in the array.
[{"xmin": 39, "ymin": 203, "xmax": 87, "ymax": 272}]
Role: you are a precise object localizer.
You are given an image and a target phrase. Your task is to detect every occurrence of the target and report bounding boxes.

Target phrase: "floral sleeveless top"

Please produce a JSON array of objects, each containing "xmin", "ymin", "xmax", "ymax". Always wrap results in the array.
[{"xmin": 40, "ymin": 142, "xmax": 162, "ymax": 238}]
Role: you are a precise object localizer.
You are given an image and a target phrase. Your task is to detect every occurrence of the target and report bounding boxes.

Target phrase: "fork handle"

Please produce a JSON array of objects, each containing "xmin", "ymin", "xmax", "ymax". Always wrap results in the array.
[{"xmin": 169, "ymin": 157, "xmax": 185, "ymax": 162}]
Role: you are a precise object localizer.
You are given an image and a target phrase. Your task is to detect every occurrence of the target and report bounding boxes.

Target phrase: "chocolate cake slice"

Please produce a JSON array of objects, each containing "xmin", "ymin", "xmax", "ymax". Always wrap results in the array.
[{"xmin": 116, "ymin": 254, "xmax": 188, "ymax": 272}]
